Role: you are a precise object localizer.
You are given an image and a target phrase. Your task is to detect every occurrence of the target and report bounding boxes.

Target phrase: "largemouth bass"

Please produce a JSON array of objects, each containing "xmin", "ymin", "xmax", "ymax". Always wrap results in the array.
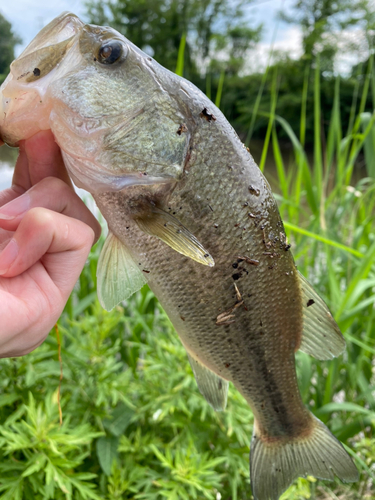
[{"xmin": 0, "ymin": 13, "xmax": 358, "ymax": 499}]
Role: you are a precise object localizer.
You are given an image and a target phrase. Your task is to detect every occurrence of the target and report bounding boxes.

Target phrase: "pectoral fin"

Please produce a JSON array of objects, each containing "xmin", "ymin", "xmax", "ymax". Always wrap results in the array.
[
  {"xmin": 298, "ymin": 272, "xmax": 345, "ymax": 360},
  {"xmin": 187, "ymin": 353, "xmax": 228, "ymax": 411},
  {"xmin": 136, "ymin": 206, "xmax": 214, "ymax": 267},
  {"xmin": 97, "ymin": 231, "xmax": 148, "ymax": 311}
]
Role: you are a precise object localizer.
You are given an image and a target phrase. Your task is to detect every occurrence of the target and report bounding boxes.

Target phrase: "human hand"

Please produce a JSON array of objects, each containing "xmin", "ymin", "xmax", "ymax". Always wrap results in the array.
[{"xmin": 0, "ymin": 131, "xmax": 101, "ymax": 357}]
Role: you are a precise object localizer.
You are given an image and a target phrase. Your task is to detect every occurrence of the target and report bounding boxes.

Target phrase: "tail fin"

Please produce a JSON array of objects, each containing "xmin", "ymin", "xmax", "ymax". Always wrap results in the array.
[{"xmin": 250, "ymin": 415, "xmax": 358, "ymax": 500}]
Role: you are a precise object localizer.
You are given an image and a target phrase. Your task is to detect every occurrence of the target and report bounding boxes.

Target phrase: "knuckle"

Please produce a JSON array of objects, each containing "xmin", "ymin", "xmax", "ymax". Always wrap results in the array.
[
  {"xmin": 39, "ymin": 176, "xmax": 69, "ymax": 193},
  {"xmin": 25, "ymin": 207, "xmax": 55, "ymax": 230}
]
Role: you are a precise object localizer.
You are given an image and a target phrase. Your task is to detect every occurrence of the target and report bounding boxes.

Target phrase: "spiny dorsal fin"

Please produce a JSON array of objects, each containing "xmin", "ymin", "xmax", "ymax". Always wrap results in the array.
[
  {"xmin": 299, "ymin": 272, "xmax": 345, "ymax": 360},
  {"xmin": 187, "ymin": 353, "xmax": 228, "ymax": 411},
  {"xmin": 136, "ymin": 206, "xmax": 215, "ymax": 267},
  {"xmin": 97, "ymin": 231, "xmax": 148, "ymax": 311}
]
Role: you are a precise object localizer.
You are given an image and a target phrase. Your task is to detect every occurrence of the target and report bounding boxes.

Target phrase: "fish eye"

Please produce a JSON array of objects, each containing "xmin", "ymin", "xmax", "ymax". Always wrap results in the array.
[{"xmin": 97, "ymin": 41, "xmax": 125, "ymax": 64}]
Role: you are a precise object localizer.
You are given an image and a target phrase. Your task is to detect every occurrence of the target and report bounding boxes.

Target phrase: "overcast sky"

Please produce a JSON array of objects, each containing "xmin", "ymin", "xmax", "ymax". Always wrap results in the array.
[
  {"xmin": 1, "ymin": 0, "xmax": 298, "ymax": 66},
  {"xmin": 0, "ymin": 0, "xmax": 367, "ymax": 75}
]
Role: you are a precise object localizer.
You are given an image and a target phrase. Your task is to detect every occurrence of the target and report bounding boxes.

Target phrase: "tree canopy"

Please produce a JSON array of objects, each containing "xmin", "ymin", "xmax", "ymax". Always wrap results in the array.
[
  {"xmin": 0, "ymin": 13, "xmax": 21, "ymax": 84},
  {"xmin": 86, "ymin": 0, "xmax": 262, "ymax": 82},
  {"xmin": 280, "ymin": 0, "xmax": 375, "ymax": 71}
]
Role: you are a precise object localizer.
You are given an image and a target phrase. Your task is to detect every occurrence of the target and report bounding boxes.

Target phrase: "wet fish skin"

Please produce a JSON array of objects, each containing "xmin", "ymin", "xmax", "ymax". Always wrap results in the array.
[{"xmin": 0, "ymin": 13, "xmax": 358, "ymax": 500}]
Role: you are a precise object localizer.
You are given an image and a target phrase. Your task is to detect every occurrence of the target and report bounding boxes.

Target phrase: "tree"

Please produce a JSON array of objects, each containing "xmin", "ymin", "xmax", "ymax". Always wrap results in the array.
[
  {"xmin": 279, "ymin": 0, "xmax": 373, "ymax": 72},
  {"xmin": 86, "ymin": 0, "xmax": 262, "ymax": 83},
  {"xmin": 0, "ymin": 14, "xmax": 21, "ymax": 84}
]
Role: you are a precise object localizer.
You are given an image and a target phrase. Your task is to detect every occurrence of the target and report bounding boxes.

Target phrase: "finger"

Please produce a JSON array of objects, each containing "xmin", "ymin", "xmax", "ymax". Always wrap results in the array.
[
  {"xmin": 0, "ymin": 207, "xmax": 95, "ymax": 296},
  {"xmin": 0, "ymin": 184, "xmax": 26, "ymax": 208},
  {"xmin": 12, "ymin": 141, "xmax": 32, "ymax": 191},
  {"xmin": 0, "ymin": 177, "xmax": 101, "ymax": 243},
  {"xmin": 13, "ymin": 130, "xmax": 73, "ymax": 190}
]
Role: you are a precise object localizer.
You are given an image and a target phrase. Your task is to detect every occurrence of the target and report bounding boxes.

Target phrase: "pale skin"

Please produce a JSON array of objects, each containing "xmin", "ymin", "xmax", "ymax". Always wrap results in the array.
[{"xmin": 0, "ymin": 130, "xmax": 101, "ymax": 358}]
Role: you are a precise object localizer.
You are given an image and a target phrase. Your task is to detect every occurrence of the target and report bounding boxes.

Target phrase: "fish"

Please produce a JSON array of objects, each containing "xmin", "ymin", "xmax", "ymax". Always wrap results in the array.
[{"xmin": 0, "ymin": 12, "xmax": 358, "ymax": 500}]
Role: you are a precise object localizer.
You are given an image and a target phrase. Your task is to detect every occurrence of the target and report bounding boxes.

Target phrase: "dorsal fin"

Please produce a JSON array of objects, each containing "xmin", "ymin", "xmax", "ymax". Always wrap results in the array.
[
  {"xmin": 298, "ymin": 272, "xmax": 345, "ymax": 360},
  {"xmin": 97, "ymin": 231, "xmax": 148, "ymax": 311}
]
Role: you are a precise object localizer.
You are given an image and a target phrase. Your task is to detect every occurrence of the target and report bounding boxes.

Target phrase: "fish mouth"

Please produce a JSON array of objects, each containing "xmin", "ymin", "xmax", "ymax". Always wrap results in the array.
[{"xmin": 8, "ymin": 13, "xmax": 84, "ymax": 85}]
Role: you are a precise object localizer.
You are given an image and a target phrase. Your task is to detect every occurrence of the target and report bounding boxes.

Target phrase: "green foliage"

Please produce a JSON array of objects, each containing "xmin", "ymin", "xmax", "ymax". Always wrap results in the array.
[
  {"xmin": 219, "ymin": 57, "xmax": 375, "ymax": 144},
  {"xmin": 0, "ymin": 273, "xmax": 254, "ymax": 499},
  {"xmin": 279, "ymin": 0, "xmax": 375, "ymax": 70},
  {"xmin": 0, "ymin": 14, "xmax": 21, "ymax": 84},
  {"xmin": 1, "ymin": 7, "xmax": 375, "ymax": 498},
  {"xmin": 85, "ymin": 0, "xmax": 261, "ymax": 83}
]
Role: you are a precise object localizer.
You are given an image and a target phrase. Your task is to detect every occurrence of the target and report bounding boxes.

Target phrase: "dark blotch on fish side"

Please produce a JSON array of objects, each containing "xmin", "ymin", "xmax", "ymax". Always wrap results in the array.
[
  {"xmin": 284, "ymin": 244, "xmax": 291, "ymax": 251},
  {"xmin": 232, "ymin": 263, "xmax": 238, "ymax": 269},
  {"xmin": 307, "ymin": 299, "xmax": 315, "ymax": 307},
  {"xmin": 232, "ymin": 273, "xmax": 240, "ymax": 281},
  {"xmin": 248, "ymin": 185, "xmax": 260, "ymax": 196},
  {"xmin": 177, "ymin": 123, "xmax": 188, "ymax": 135},
  {"xmin": 33, "ymin": 68, "xmax": 41, "ymax": 76},
  {"xmin": 200, "ymin": 107, "xmax": 216, "ymax": 122}
]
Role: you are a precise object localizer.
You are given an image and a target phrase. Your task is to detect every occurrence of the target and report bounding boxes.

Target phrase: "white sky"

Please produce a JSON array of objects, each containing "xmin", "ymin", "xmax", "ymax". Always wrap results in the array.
[
  {"xmin": 0, "ymin": 0, "xmax": 369, "ymax": 74},
  {"xmin": 1, "ymin": 0, "xmax": 298, "ymax": 62}
]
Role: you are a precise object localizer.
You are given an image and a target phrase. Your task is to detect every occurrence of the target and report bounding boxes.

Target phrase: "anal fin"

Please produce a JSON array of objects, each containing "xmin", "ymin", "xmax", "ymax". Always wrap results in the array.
[
  {"xmin": 298, "ymin": 272, "xmax": 345, "ymax": 360},
  {"xmin": 97, "ymin": 231, "xmax": 148, "ymax": 311},
  {"xmin": 187, "ymin": 353, "xmax": 228, "ymax": 411}
]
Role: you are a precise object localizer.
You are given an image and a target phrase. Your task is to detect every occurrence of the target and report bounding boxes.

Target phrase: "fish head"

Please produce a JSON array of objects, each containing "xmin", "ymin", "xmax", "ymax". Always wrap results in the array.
[{"xmin": 0, "ymin": 13, "xmax": 190, "ymax": 193}]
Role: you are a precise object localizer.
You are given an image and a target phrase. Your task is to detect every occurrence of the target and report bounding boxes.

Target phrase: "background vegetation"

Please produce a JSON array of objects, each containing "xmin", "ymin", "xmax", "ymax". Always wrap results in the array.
[{"xmin": 0, "ymin": 1, "xmax": 375, "ymax": 498}]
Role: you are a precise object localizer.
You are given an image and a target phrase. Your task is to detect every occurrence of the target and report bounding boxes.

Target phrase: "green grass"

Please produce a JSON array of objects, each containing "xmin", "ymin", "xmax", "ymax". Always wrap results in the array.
[{"xmin": 0, "ymin": 51, "xmax": 374, "ymax": 500}]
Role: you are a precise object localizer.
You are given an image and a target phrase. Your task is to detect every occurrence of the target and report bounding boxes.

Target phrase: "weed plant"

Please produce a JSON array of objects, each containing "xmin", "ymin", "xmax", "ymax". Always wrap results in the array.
[{"xmin": 0, "ymin": 55, "xmax": 374, "ymax": 500}]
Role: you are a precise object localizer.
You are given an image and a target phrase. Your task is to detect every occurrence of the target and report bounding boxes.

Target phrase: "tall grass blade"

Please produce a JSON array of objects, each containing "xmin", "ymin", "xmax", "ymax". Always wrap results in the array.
[
  {"xmin": 283, "ymin": 222, "xmax": 364, "ymax": 258},
  {"xmin": 313, "ymin": 54, "xmax": 323, "ymax": 203},
  {"xmin": 259, "ymin": 69, "xmax": 278, "ymax": 172},
  {"xmin": 273, "ymin": 115, "xmax": 317, "ymax": 214},
  {"xmin": 175, "ymin": 33, "xmax": 186, "ymax": 77},
  {"xmin": 215, "ymin": 70, "xmax": 225, "ymax": 109},
  {"xmin": 361, "ymin": 112, "xmax": 375, "ymax": 177},
  {"xmin": 206, "ymin": 72, "xmax": 211, "ymax": 101},
  {"xmin": 299, "ymin": 64, "xmax": 310, "ymax": 147}
]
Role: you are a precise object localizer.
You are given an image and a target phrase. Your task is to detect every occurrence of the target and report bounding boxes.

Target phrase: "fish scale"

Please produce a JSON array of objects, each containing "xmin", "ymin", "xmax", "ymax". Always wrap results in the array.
[
  {"xmin": 94, "ymin": 118, "xmax": 308, "ymax": 439},
  {"xmin": 0, "ymin": 12, "xmax": 358, "ymax": 500}
]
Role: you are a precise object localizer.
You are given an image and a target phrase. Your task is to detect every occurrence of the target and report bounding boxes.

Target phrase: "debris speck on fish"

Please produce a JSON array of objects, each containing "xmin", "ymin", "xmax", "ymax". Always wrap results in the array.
[
  {"xmin": 177, "ymin": 123, "xmax": 188, "ymax": 135},
  {"xmin": 200, "ymin": 107, "xmax": 216, "ymax": 122},
  {"xmin": 238, "ymin": 255, "xmax": 260, "ymax": 266}
]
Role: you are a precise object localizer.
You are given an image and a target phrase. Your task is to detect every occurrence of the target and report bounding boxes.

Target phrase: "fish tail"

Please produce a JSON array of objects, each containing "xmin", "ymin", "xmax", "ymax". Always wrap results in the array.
[{"xmin": 250, "ymin": 414, "xmax": 358, "ymax": 500}]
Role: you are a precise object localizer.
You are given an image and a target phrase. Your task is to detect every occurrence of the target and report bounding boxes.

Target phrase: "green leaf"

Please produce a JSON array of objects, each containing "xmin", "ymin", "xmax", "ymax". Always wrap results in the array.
[
  {"xmin": 96, "ymin": 436, "xmax": 119, "ymax": 476},
  {"xmin": 103, "ymin": 404, "xmax": 134, "ymax": 437},
  {"xmin": 316, "ymin": 402, "xmax": 375, "ymax": 418}
]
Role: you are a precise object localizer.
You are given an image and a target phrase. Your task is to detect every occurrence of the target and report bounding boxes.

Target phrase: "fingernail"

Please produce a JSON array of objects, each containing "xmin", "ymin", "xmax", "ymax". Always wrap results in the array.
[
  {"xmin": 0, "ymin": 239, "xmax": 18, "ymax": 275},
  {"xmin": 0, "ymin": 193, "xmax": 30, "ymax": 220}
]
